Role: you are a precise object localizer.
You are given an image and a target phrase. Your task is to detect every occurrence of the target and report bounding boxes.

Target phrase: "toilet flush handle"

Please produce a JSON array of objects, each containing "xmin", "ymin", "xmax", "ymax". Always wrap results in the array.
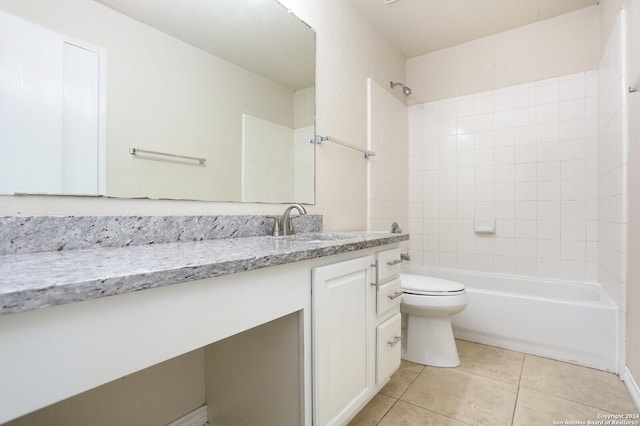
[{"xmin": 387, "ymin": 259, "xmax": 403, "ymax": 266}]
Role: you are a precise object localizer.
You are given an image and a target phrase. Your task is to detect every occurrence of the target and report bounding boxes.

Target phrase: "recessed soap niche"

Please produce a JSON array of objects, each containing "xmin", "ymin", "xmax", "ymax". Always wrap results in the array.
[{"xmin": 6, "ymin": 312, "xmax": 302, "ymax": 426}]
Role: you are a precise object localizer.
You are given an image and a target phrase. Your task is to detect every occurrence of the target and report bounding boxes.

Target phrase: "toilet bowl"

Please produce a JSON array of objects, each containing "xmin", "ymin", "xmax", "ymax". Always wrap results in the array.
[{"xmin": 400, "ymin": 273, "xmax": 468, "ymax": 367}]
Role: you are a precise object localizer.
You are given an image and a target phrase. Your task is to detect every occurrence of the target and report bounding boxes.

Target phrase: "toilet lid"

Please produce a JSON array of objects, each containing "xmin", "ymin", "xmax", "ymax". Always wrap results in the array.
[{"xmin": 401, "ymin": 274, "xmax": 465, "ymax": 295}]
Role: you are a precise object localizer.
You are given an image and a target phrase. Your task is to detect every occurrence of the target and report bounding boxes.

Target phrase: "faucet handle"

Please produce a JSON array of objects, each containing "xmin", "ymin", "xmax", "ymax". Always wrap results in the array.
[{"xmin": 270, "ymin": 216, "xmax": 281, "ymax": 236}]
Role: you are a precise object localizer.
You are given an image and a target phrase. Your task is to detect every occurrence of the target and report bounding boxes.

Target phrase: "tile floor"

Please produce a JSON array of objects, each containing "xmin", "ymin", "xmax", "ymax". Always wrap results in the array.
[{"xmin": 349, "ymin": 339, "xmax": 639, "ymax": 426}]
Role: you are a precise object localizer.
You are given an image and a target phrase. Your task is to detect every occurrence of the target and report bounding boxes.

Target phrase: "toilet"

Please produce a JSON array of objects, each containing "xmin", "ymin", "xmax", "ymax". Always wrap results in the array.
[{"xmin": 400, "ymin": 273, "xmax": 468, "ymax": 367}]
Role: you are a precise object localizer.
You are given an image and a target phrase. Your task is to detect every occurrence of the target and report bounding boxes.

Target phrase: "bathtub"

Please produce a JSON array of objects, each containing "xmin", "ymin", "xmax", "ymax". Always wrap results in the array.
[{"xmin": 402, "ymin": 266, "xmax": 618, "ymax": 372}]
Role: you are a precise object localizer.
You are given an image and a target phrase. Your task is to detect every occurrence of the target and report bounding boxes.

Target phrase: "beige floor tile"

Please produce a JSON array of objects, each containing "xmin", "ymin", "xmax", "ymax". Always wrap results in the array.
[
  {"xmin": 380, "ymin": 360, "xmax": 425, "ymax": 399},
  {"xmin": 401, "ymin": 366, "xmax": 518, "ymax": 426},
  {"xmin": 348, "ymin": 393, "xmax": 396, "ymax": 426},
  {"xmin": 513, "ymin": 387, "xmax": 613, "ymax": 426},
  {"xmin": 521, "ymin": 355, "xmax": 638, "ymax": 414},
  {"xmin": 378, "ymin": 401, "xmax": 468, "ymax": 426},
  {"xmin": 456, "ymin": 339, "xmax": 524, "ymax": 385}
]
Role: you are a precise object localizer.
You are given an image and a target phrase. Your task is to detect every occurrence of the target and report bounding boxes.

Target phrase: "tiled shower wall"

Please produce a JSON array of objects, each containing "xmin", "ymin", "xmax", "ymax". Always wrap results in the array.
[{"xmin": 408, "ymin": 71, "xmax": 598, "ymax": 282}]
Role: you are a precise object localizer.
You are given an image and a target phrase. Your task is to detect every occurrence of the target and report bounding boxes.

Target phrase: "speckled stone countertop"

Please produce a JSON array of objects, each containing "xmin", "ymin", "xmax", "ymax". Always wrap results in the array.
[{"xmin": 0, "ymin": 232, "xmax": 408, "ymax": 315}]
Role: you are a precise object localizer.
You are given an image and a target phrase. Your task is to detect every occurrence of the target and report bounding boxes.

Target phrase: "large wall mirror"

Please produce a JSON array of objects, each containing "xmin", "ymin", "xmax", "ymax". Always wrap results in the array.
[{"xmin": 0, "ymin": 0, "xmax": 315, "ymax": 204}]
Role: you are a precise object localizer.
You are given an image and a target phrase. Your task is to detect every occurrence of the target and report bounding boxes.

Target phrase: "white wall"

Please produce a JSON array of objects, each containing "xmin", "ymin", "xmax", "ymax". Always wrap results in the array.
[
  {"xmin": 407, "ymin": 6, "xmax": 601, "ymax": 103},
  {"xmin": 368, "ymin": 79, "xmax": 409, "ymax": 233},
  {"xmin": 408, "ymin": 71, "xmax": 599, "ymax": 280}
]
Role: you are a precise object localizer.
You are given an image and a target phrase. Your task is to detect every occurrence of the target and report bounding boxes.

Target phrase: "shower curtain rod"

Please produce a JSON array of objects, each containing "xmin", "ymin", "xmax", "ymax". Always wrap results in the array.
[{"xmin": 310, "ymin": 135, "xmax": 376, "ymax": 158}]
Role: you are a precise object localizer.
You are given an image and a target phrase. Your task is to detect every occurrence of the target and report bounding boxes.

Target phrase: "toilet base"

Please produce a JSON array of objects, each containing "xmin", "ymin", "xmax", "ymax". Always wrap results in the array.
[{"xmin": 402, "ymin": 315, "xmax": 460, "ymax": 367}]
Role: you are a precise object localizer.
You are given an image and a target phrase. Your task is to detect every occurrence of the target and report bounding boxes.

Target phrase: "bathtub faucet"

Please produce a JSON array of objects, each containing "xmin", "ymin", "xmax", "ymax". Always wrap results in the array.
[{"xmin": 401, "ymin": 253, "xmax": 411, "ymax": 261}]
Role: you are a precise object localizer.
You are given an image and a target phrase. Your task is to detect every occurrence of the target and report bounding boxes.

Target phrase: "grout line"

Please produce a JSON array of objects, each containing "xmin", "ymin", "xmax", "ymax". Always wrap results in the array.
[
  {"xmin": 375, "ymin": 363, "xmax": 426, "ymax": 424},
  {"xmin": 375, "ymin": 398, "xmax": 398, "ymax": 426},
  {"xmin": 510, "ymin": 352, "xmax": 527, "ymax": 425},
  {"xmin": 397, "ymin": 400, "xmax": 475, "ymax": 426}
]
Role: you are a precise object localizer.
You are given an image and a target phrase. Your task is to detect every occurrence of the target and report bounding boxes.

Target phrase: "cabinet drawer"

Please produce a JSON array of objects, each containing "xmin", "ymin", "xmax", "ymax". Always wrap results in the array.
[
  {"xmin": 376, "ymin": 313, "xmax": 402, "ymax": 385},
  {"xmin": 376, "ymin": 248, "xmax": 402, "ymax": 284},
  {"xmin": 377, "ymin": 278, "xmax": 402, "ymax": 316}
]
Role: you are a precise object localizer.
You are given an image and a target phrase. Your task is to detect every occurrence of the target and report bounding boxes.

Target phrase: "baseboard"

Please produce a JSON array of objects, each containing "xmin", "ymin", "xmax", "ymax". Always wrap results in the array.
[
  {"xmin": 622, "ymin": 367, "xmax": 640, "ymax": 411},
  {"xmin": 167, "ymin": 405, "xmax": 208, "ymax": 426}
]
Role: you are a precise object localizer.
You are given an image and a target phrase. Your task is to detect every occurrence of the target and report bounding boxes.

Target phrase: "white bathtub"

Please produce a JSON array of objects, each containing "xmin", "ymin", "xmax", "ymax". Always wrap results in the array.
[{"xmin": 403, "ymin": 266, "xmax": 619, "ymax": 372}]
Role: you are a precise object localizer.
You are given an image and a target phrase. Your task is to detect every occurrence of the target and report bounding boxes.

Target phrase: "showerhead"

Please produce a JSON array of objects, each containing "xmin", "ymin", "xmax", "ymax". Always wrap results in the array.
[{"xmin": 390, "ymin": 81, "xmax": 412, "ymax": 97}]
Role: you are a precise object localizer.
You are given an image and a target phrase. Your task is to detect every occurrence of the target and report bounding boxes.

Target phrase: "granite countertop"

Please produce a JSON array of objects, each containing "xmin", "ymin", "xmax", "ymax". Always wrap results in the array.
[{"xmin": 0, "ymin": 232, "xmax": 408, "ymax": 315}]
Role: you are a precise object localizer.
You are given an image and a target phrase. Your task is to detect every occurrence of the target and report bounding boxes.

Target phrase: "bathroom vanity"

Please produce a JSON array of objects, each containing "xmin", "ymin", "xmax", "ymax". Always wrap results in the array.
[{"xmin": 0, "ymin": 216, "xmax": 408, "ymax": 425}]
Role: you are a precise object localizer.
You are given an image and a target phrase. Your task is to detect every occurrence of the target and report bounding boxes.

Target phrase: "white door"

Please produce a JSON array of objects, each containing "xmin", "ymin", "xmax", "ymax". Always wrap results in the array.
[
  {"xmin": 62, "ymin": 41, "xmax": 101, "ymax": 195},
  {"xmin": 312, "ymin": 255, "xmax": 373, "ymax": 426},
  {"xmin": 0, "ymin": 11, "xmax": 104, "ymax": 195}
]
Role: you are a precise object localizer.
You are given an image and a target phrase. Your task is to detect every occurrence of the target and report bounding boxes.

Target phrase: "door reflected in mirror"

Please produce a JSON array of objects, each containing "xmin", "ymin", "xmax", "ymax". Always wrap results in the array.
[{"xmin": 0, "ymin": 0, "xmax": 315, "ymax": 204}]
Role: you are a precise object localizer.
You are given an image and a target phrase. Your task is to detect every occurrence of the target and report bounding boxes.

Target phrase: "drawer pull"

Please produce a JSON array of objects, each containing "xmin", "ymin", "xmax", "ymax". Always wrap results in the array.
[
  {"xmin": 387, "ymin": 335, "xmax": 403, "ymax": 347},
  {"xmin": 387, "ymin": 259, "xmax": 403, "ymax": 267},
  {"xmin": 388, "ymin": 291, "xmax": 403, "ymax": 300}
]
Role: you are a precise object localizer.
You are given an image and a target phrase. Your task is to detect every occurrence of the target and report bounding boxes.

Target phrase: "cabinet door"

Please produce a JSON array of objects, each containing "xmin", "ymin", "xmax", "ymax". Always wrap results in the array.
[
  {"xmin": 376, "ymin": 313, "xmax": 402, "ymax": 385},
  {"xmin": 312, "ymin": 256, "xmax": 373, "ymax": 426}
]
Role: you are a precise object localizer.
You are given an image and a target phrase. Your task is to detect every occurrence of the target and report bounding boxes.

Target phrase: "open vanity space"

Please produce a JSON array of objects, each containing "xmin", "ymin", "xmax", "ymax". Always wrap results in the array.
[{"xmin": 0, "ymin": 215, "xmax": 408, "ymax": 425}]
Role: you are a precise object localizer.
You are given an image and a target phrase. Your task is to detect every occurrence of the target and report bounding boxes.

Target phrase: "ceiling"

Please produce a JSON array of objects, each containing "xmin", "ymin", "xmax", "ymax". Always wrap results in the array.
[{"xmin": 349, "ymin": 0, "xmax": 598, "ymax": 59}]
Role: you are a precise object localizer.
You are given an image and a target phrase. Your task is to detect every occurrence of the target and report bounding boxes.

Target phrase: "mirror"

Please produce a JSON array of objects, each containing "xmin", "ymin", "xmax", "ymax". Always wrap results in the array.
[{"xmin": 0, "ymin": 0, "xmax": 315, "ymax": 204}]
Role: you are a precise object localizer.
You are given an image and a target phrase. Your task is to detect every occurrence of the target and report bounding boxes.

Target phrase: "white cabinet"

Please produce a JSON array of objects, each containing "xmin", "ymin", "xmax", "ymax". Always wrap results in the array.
[
  {"xmin": 312, "ymin": 255, "xmax": 373, "ymax": 426},
  {"xmin": 312, "ymin": 248, "xmax": 404, "ymax": 425}
]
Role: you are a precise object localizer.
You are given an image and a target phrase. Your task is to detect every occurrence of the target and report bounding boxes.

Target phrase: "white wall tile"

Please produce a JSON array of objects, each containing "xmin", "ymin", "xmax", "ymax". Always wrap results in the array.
[
  {"xmin": 538, "ymin": 258, "xmax": 562, "ymax": 278},
  {"xmin": 513, "ymin": 83, "xmax": 536, "ymax": 108},
  {"xmin": 536, "ymin": 103, "xmax": 560, "ymax": 123},
  {"xmin": 537, "ymin": 201, "xmax": 561, "ymax": 220},
  {"xmin": 494, "ymin": 165, "xmax": 515, "ymax": 183},
  {"xmin": 535, "ymin": 80, "xmax": 560, "ymax": 104},
  {"xmin": 537, "ymin": 142, "xmax": 561, "ymax": 162},
  {"xmin": 538, "ymin": 239, "xmax": 561, "ymax": 259},
  {"xmin": 515, "ymin": 220, "xmax": 537, "ymax": 239},
  {"xmin": 560, "ymin": 99, "xmax": 586, "ymax": 121},
  {"xmin": 514, "ymin": 107, "xmax": 536, "ymax": 127},
  {"xmin": 474, "ymin": 94, "xmax": 493, "ymax": 114},
  {"xmin": 537, "ymin": 161, "xmax": 561, "ymax": 181},
  {"xmin": 516, "ymin": 201, "xmax": 537, "ymax": 219},
  {"xmin": 408, "ymin": 71, "xmax": 599, "ymax": 281},
  {"xmin": 494, "ymin": 256, "xmax": 516, "ymax": 274},
  {"xmin": 456, "ymin": 95, "xmax": 475, "ymax": 117},
  {"xmin": 475, "ymin": 131, "xmax": 495, "ymax": 149},
  {"xmin": 495, "ymin": 238, "xmax": 515, "ymax": 256},
  {"xmin": 537, "ymin": 220, "xmax": 561, "ymax": 239},
  {"xmin": 559, "ymin": 74, "xmax": 585, "ymax": 101},
  {"xmin": 516, "ymin": 163, "xmax": 537, "ymax": 182},
  {"xmin": 495, "ymin": 202, "xmax": 515, "ymax": 219}
]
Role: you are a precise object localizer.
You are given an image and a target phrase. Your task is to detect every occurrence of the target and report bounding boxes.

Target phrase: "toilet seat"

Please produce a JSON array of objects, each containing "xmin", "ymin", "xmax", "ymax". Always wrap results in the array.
[{"xmin": 401, "ymin": 275, "xmax": 465, "ymax": 296}]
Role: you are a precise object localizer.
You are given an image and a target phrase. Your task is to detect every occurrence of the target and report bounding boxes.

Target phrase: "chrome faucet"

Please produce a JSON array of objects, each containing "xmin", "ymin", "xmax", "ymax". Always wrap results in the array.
[{"xmin": 274, "ymin": 203, "xmax": 307, "ymax": 236}]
